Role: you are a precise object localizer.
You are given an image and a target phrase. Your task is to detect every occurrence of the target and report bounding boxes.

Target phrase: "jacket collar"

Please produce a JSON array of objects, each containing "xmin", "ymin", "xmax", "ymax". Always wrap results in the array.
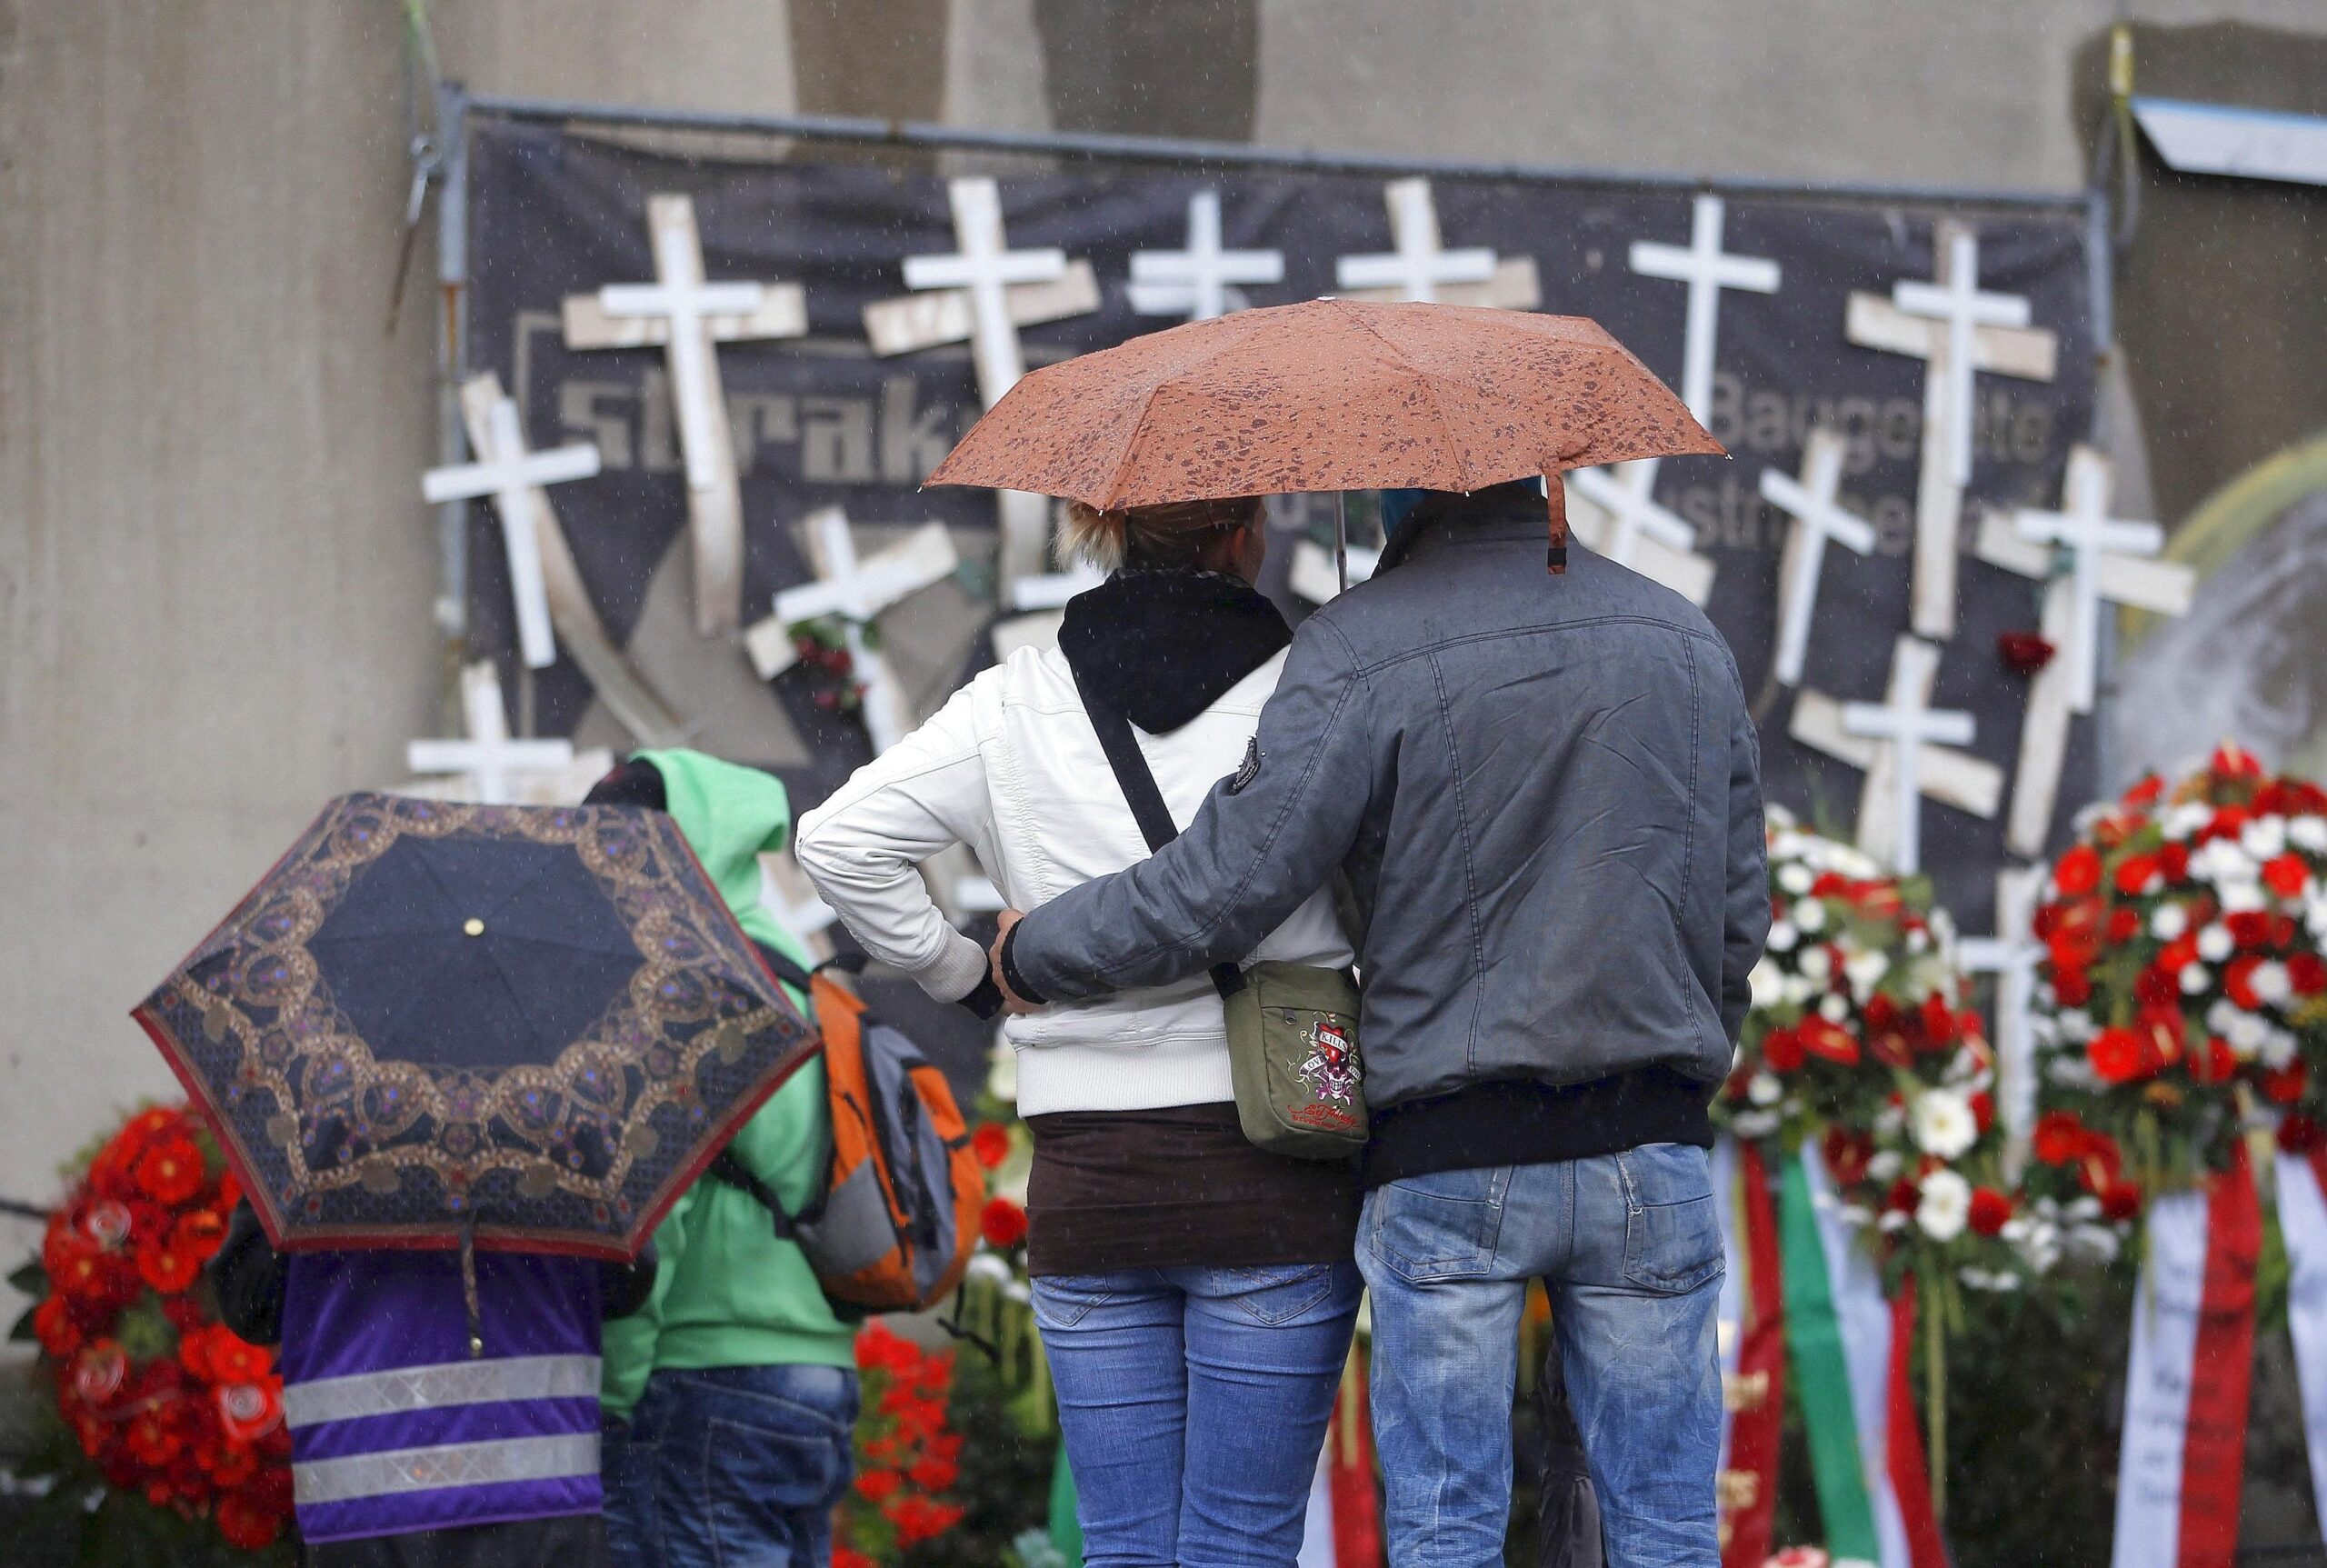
[
  {"xmin": 1375, "ymin": 480, "xmax": 1552, "ymax": 574},
  {"xmin": 1058, "ymin": 569, "xmax": 1291, "ymax": 734}
]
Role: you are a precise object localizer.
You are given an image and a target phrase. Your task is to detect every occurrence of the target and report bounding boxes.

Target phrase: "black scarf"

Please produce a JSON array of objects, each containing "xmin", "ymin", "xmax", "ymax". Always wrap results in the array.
[{"xmin": 1056, "ymin": 570, "xmax": 1292, "ymax": 734}]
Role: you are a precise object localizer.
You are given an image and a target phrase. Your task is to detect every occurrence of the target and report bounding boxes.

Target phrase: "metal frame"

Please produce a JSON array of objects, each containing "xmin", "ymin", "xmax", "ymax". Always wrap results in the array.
[{"xmin": 427, "ymin": 80, "xmax": 2117, "ymax": 736}]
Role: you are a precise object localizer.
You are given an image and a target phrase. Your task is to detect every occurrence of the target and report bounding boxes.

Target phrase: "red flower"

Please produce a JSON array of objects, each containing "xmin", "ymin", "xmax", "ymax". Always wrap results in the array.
[
  {"xmin": 908, "ymin": 1453, "xmax": 961, "ymax": 1491},
  {"xmin": 2032, "ymin": 1112, "xmax": 2089, "ymax": 1166},
  {"xmin": 1997, "ymin": 630, "xmax": 2055, "ymax": 676},
  {"xmin": 1821, "ymin": 1127, "xmax": 1875, "ymax": 1189},
  {"xmin": 2225, "ymin": 912, "xmax": 2282, "ymax": 952},
  {"xmin": 2281, "ymin": 1116, "xmax": 2326, "ymax": 1154},
  {"xmin": 2194, "ymin": 1036, "xmax": 2239, "ymax": 1084},
  {"xmin": 2051, "ymin": 966, "xmax": 2092, "ymax": 1006},
  {"xmin": 2224, "ymin": 957, "xmax": 2264, "ymax": 1012},
  {"xmin": 33, "ymin": 1296, "xmax": 82, "ymax": 1359},
  {"xmin": 854, "ymin": 1467, "xmax": 903, "ymax": 1502},
  {"xmin": 1761, "ymin": 1026, "xmax": 1805, "ymax": 1073},
  {"xmin": 970, "ymin": 1123, "xmax": 1012, "ymax": 1170},
  {"xmin": 2212, "ymin": 743, "xmax": 2263, "ymax": 779},
  {"xmin": 134, "ymin": 1137, "xmax": 206, "ymax": 1207},
  {"xmin": 2262, "ymin": 1061, "xmax": 2310, "ymax": 1105},
  {"xmin": 1799, "ymin": 1017, "xmax": 1860, "ymax": 1066},
  {"xmin": 2114, "ymin": 854, "xmax": 2163, "ymax": 896},
  {"xmin": 2161, "ymin": 842, "xmax": 2192, "ymax": 883},
  {"xmin": 215, "ymin": 1488, "xmax": 285, "ymax": 1551},
  {"xmin": 834, "ymin": 1550, "xmax": 877, "ymax": 1568},
  {"xmin": 171, "ymin": 1209, "xmax": 226, "ymax": 1264},
  {"xmin": 1968, "ymin": 1187, "xmax": 2013, "ymax": 1237},
  {"xmin": 1968, "ymin": 1091, "xmax": 1995, "ymax": 1134},
  {"xmin": 2054, "ymin": 844, "xmax": 2102, "ymax": 897},
  {"xmin": 136, "ymin": 1237, "xmax": 203, "ymax": 1294},
  {"xmin": 2088, "ymin": 1026, "xmax": 2147, "ymax": 1084},
  {"xmin": 2100, "ymin": 1182, "xmax": 2144, "ymax": 1223},
  {"xmin": 979, "ymin": 1196, "xmax": 1028, "ymax": 1250},
  {"xmin": 2105, "ymin": 906, "xmax": 2141, "ymax": 945},
  {"xmin": 2293, "ymin": 953, "xmax": 2327, "ymax": 996},
  {"xmin": 2262, "ymin": 852, "xmax": 2311, "ymax": 900},
  {"xmin": 888, "ymin": 1494, "xmax": 966, "ymax": 1545},
  {"xmin": 2123, "ymin": 775, "xmax": 2166, "ymax": 810}
]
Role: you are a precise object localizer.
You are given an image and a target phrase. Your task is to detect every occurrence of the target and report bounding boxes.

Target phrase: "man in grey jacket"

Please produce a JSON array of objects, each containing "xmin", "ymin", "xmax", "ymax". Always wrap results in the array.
[{"xmin": 993, "ymin": 479, "xmax": 1768, "ymax": 1566}]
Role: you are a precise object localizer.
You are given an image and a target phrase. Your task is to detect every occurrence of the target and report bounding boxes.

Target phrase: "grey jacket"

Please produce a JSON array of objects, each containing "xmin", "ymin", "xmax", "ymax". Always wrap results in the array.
[{"xmin": 1009, "ymin": 487, "xmax": 1770, "ymax": 1111}]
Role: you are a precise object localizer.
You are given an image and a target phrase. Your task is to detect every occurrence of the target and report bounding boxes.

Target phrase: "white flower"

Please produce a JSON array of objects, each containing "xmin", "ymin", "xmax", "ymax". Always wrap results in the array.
[
  {"xmin": 2262, "ymin": 1028, "xmax": 2299, "ymax": 1070},
  {"xmin": 1003, "ymin": 1278, "xmax": 1034, "ymax": 1304},
  {"xmin": 1731, "ymin": 1110, "xmax": 1781, "ymax": 1140},
  {"xmin": 2206, "ymin": 997, "xmax": 2241, "ymax": 1036},
  {"xmin": 2221, "ymin": 880, "xmax": 2267, "ymax": 914},
  {"xmin": 1767, "ymin": 804, "xmax": 1801, "ymax": 833},
  {"xmin": 2311, "ymin": 895, "xmax": 2327, "ymax": 941},
  {"xmin": 2292, "ymin": 815, "xmax": 2327, "ymax": 855},
  {"xmin": 1818, "ymin": 994, "xmax": 1850, "ymax": 1024},
  {"xmin": 2163, "ymin": 802, "xmax": 2212, "ymax": 841},
  {"xmin": 1868, "ymin": 1149, "xmax": 1904, "ymax": 1183},
  {"xmin": 1836, "ymin": 1204, "xmax": 1874, "ymax": 1231},
  {"xmin": 1844, "ymin": 950, "xmax": 1890, "ymax": 999},
  {"xmin": 1916, "ymin": 1169, "xmax": 1972, "ymax": 1242},
  {"xmin": 1748, "ymin": 1072, "xmax": 1783, "ymax": 1107},
  {"xmin": 1782, "ymin": 974, "xmax": 1817, "ymax": 1006},
  {"xmin": 2253, "ymin": 961, "xmax": 2292, "ymax": 1004},
  {"xmin": 1912, "ymin": 1088, "xmax": 1979, "ymax": 1160},
  {"xmin": 1794, "ymin": 899, "xmax": 1828, "ymax": 934},
  {"xmin": 966, "ymin": 1252, "xmax": 1015, "ymax": 1284},
  {"xmin": 1765, "ymin": 920, "xmax": 1800, "ymax": 954},
  {"xmin": 1798, "ymin": 945, "xmax": 1833, "ymax": 982},
  {"xmin": 2066, "ymin": 1223, "xmax": 2122, "ymax": 1265},
  {"xmin": 2180, "ymin": 963, "xmax": 2212, "ymax": 995},
  {"xmin": 2065, "ymin": 1195, "xmax": 2102, "ymax": 1221},
  {"xmin": 2197, "ymin": 924, "xmax": 2235, "ymax": 963},
  {"xmin": 1778, "ymin": 863, "xmax": 1813, "ymax": 895},
  {"xmin": 1879, "ymin": 1210, "xmax": 1910, "ymax": 1233},
  {"xmin": 1749, "ymin": 959, "xmax": 1786, "ymax": 1011},
  {"xmin": 2243, "ymin": 816, "xmax": 2288, "ymax": 861},
  {"xmin": 2227, "ymin": 1012, "xmax": 2269, "ymax": 1057},
  {"xmin": 2193, "ymin": 838, "xmax": 2253, "ymax": 884},
  {"xmin": 2056, "ymin": 1008, "xmax": 2096, "ymax": 1043},
  {"xmin": 1960, "ymin": 1267, "xmax": 2023, "ymax": 1293},
  {"xmin": 2152, "ymin": 904, "xmax": 2189, "ymax": 941},
  {"xmin": 1906, "ymin": 927, "xmax": 1932, "ymax": 954},
  {"xmin": 1876, "ymin": 1099, "xmax": 1907, "ymax": 1134}
]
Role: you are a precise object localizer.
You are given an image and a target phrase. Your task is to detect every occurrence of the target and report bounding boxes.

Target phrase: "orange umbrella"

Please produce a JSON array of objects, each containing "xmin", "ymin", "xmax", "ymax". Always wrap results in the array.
[{"xmin": 924, "ymin": 297, "xmax": 1722, "ymax": 574}]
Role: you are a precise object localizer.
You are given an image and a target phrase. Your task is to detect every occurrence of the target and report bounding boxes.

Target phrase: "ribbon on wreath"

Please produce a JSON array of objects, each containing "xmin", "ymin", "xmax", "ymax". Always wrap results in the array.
[
  {"xmin": 1713, "ymin": 1136, "xmax": 1787, "ymax": 1568},
  {"xmin": 2279, "ymin": 1144, "xmax": 2327, "ymax": 1544},
  {"xmin": 1781, "ymin": 1146, "xmax": 1947, "ymax": 1568},
  {"xmin": 2111, "ymin": 1141, "xmax": 2260, "ymax": 1568}
]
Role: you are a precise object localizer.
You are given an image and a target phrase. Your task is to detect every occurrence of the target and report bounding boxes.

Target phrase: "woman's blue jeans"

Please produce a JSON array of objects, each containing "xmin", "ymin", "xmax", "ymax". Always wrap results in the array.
[{"xmin": 1033, "ymin": 1262, "xmax": 1363, "ymax": 1567}]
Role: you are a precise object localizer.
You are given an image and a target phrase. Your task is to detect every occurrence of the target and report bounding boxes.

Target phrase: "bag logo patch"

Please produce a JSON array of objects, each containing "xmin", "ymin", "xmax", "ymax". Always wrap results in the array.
[
  {"xmin": 1227, "ymin": 738, "xmax": 1261, "ymax": 794},
  {"xmin": 1295, "ymin": 1016, "xmax": 1361, "ymax": 1108}
]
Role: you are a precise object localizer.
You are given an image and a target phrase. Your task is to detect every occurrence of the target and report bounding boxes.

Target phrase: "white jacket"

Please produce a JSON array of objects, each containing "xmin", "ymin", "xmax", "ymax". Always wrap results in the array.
[{"xmin": 794, "ymin": 644, "xmax": 1353, "ymax": 1116}]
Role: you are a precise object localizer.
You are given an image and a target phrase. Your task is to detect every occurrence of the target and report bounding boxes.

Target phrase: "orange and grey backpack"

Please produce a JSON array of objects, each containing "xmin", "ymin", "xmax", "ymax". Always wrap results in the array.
[{"xmin": 711, "ymin": 950, "xmax": 982, "ymax": 1315}]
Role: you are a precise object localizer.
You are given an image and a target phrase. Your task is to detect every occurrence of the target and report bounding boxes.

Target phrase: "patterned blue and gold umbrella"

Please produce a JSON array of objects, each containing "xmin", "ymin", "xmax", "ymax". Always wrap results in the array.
[{"xmin": 133, "ymin": 793, "xmax": 814, "ymax": 1260}]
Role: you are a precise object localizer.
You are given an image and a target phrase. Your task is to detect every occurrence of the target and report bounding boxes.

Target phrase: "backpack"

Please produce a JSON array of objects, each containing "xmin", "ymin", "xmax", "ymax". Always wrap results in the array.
[{"xmin": 712, "ymin": 950, "xmax": 983, "ymax": 1315}]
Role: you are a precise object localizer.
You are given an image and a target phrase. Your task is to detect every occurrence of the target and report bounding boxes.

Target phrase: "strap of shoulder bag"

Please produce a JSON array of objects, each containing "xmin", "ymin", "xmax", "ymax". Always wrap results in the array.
[{"xmin": 1069, "ymin": 665, "xmax": 1246, "ymax": 1000}]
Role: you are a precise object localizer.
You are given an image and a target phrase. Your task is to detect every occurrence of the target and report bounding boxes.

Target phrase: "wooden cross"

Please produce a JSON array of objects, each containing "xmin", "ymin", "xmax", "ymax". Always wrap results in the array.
[
  {"xmin": 406, "ymin": 661, "xmax": 583, "ymax": 805},
  {"xmin": 1565, "ymin": 460, "xmax": 1716, "ymax": 605},
  {"xmin": 1626, "ymin": 194, "xmax": 1781, "ymax": 424},
  {"xmin": 1892, "ymin": 229, "xmax": 2032, "ymax": 488},
  {"xmin": 1973, "ymin": 445, "xmax": 2192, "ymax": 855},
  {"xmin": 759, "ymin": 851, "xmax": 838, "ymax": 964},
  {"xmin": 1130, "ymin": 190, "xmax": 1283, "ymax": 321},
  {"xmin": 1758, "ymin": 430, "xmax": 1878, "ymax": 687},
  {"xmin": 987, "ymin": 561, "xmax": 1106, "ymax": 657},
  {"xmin": 421, "ymin": 383, "xmax": 602, "ymax": 671},
  {"xmin": 1336, "ymin": 179, "xmax": 1527, "ymax": 306},
  {"xmin": 745, "ymin": 508, "xmax": 961, "ymax": 754},
  {"xmin": 1290, "ymin": 539, "xmax": 1382, "ymax": 605},
  {"xmin": 564, "ymin": 194, "xmax": 807, "ymax": 637},
  {"xmin": 1793, "ymin": 636, "xmax": 2001, "ymax": 875},
  {"xmin": 1960, "ymin": 864, "xmax": 2046, "ymax": 1177},
  {"xmin": 2009, "ymin": 445, "xmax": 2178, "ymax": 714},
  {"xmin": 1846, "ymin": 220, "xmax": 2056, "ymax": 639}
]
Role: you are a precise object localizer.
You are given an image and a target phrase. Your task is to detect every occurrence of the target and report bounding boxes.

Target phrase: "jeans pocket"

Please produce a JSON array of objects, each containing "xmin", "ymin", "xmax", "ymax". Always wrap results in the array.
[
  {"xmin": 1033, "ymin": 1273, "xmax": 1122, "ymax": 1331},
  {"xmin": 1616, "ymin": 1144, "xmax": 1723, "ymax": 1293},
  {"xmin": 1367, "ymin": 1165, "xmax": 1508, "ymax": 1283},
  {"xmin": 1217, "ymin": 1263, "xmax": 1342, "ymax": 1325},
  {"xmin": 701, "ymin": 1413, "xmax": 852, "ymax": 1563}
]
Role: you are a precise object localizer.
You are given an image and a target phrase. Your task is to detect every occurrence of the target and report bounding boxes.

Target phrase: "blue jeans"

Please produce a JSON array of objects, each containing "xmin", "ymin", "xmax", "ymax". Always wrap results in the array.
[
  {"xmin": 1359, "ymin": 1145, "xmax": 1724, "ymax": 1567},
  {"xmin": 1033, "ymin": 1262, "xmax": 1363, "ymax": 1567},
  {"xmin": 604, "ymin": 1363, "xmax": 859, "ymax": 1568}
]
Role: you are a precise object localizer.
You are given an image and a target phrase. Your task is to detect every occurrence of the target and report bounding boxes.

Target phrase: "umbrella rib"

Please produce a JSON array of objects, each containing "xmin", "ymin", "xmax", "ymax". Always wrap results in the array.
[
  {"xmin": 1096, "ymin": 381, "xmax": 1170, "ymax": 510},
  {"xmin": 406, "ymin": 847, "xmax": 564, "ymax": 1065},
  {"xmin": 1342, "ymin": 308, "xmax": 1478, "ymax": 488}
]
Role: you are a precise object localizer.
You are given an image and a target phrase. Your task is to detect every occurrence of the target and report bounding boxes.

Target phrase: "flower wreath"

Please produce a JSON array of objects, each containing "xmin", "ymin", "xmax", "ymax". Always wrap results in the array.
[
  {"xmin": 13, "ymin": 1103, "xmax": 294, "ymax": 1554},
  {"xmin": 2025, "ymin": 744, "xmax": 2327, "ymax": 1223},
  {"xmin": 1720, "ymin": 808, "xmax": 2023, "ymax": 1289}
]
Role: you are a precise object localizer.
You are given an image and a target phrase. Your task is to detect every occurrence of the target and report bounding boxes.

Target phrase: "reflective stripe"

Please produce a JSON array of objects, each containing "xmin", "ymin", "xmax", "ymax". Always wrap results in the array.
[
  {"xmin": 293, "ymin": 1431, "xmax": 600, "ymax": 1505},
  {"xmin": 283, "ymin": 1354, "xmax": 603, "ymax": 1430}
]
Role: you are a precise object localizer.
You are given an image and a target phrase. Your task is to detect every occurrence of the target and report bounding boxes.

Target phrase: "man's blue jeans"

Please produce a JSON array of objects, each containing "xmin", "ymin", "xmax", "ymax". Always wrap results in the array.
[
  {"xmin": 1033, "ymin": 1262, "xmax": 1363, "ymax": 1567},
  {"xmin": 604, "ymin": 1363, "xmax": 859, "ymax": 1568},
  {"xmin": 1358, "ymin": 1145, "xmax": 1724, "ymax": 1567}
]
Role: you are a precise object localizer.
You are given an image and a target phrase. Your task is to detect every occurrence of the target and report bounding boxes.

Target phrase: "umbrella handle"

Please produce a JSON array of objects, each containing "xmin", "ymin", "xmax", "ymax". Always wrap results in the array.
[
  {"xmin": 1333, "ymin": 492, "xmax": 1349, "ymax": 596},
  {"xmin": 1545, "ymin": 474, "xmax": 1569, "ymax": 576},
  {"xmin": 459, "ymin": 1218, "xmax": 484, "ymax": 1360}
]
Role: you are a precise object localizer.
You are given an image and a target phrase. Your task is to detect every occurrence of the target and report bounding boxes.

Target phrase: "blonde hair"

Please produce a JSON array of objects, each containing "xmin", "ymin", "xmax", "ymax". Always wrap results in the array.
[{"xmin": 1059, "ymin": 495, "xmax": 1264, "ymax": 572}]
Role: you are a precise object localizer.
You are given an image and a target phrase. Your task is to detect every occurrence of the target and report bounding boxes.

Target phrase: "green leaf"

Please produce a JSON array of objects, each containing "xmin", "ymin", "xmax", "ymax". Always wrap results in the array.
[
  {"xmin": 9, "ymin": 1303, "xmax": 38, "ymax": 1342},
  {"xmin": 9, "ymin": 1259, "xmax": 48, "ymax": 1297}
]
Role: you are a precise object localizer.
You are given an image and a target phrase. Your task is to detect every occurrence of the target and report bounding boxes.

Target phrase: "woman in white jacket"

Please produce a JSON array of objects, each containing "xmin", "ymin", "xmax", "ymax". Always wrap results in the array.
[{"xmin": 796, "ymin": 498, "xmax": 1361, "ymax": 1568}]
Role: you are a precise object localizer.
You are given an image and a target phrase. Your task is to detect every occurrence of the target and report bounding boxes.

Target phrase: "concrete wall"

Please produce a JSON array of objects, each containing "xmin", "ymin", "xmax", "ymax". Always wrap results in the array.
[{"xmin": 3, "ymin": 0, "xmax": 2322, "ymax": 1258}]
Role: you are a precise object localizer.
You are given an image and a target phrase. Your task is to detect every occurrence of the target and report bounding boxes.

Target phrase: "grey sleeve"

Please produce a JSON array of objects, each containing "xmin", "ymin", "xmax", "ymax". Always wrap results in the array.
[
  {"xmin": 1720, "ymin": 695, "xmax": 1771, "ymax": 1045},
  {"xmin": 1011, "ymin": 618, "xmax": 1374, "ymax": 1001}
]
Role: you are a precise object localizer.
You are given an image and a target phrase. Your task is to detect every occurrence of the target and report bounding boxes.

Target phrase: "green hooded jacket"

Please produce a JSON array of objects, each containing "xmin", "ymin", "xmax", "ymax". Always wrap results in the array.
[{"xmin": 600, "ymin": 749, "xmax": 855, "ymax": 1419}]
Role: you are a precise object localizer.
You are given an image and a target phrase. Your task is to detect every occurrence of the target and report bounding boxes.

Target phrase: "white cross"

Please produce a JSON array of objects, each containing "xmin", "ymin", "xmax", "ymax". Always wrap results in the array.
[
  {"xmin": 421, "ymin": 394, "xmax": 601, "ymax": 672},
  {"xmin": 1289, "ymin": 539, "xmax": 1381, "ymax": 605},
  {"xmin": 406, "ymin": 661, "xmax": 577, "ymax": 806},
  {"xmin": 1960, "ymin": 864, "xmax": 2046, "ymax": 1178},
  {"xmin": 1130, "ymin": 190, "xmax": 1283, "ymax": 322},
  {"xmin": 1334, "ymin": 179, "xmax": 1496, "ymax": 304},
  {"xmin": 568, "ymin": 194, "xmax": 806, "ymax": 636},
  {"xmin": 1011, "ymin": 562, "xmax": 1107, "ymax": 613},
  {"xmin": 1627, "ymin": 194, "xmax": 1781, "ymax": 424},
  {"xmin": 1758, "ymin": 431, "xmax": 1878, "ymax": 687},
  {"xmin": 1845, "ymin": 223, "xmax": 2056, "ymax": 640},
  {"xmin": 2011, "ymin": 446, "xmax": 2171, "ymax": 715},
  {"xmin": 1564, "ymin": 461, "xmax": 1717, "ymax": 605},
  {"xmin": 1837, "ymin": 638, "xmax": 1978, "ymax": 876},
  {"xmin": 903, "ymin": 177, "xmax": 1068, "ymax": 410},
  {"xmin": 760, "ymin": 509, "xmax": 960, "ymax": 754},
  {"xmin": 1891, "ymin": 230, "xmax": 2032, "ymax": 489}
]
